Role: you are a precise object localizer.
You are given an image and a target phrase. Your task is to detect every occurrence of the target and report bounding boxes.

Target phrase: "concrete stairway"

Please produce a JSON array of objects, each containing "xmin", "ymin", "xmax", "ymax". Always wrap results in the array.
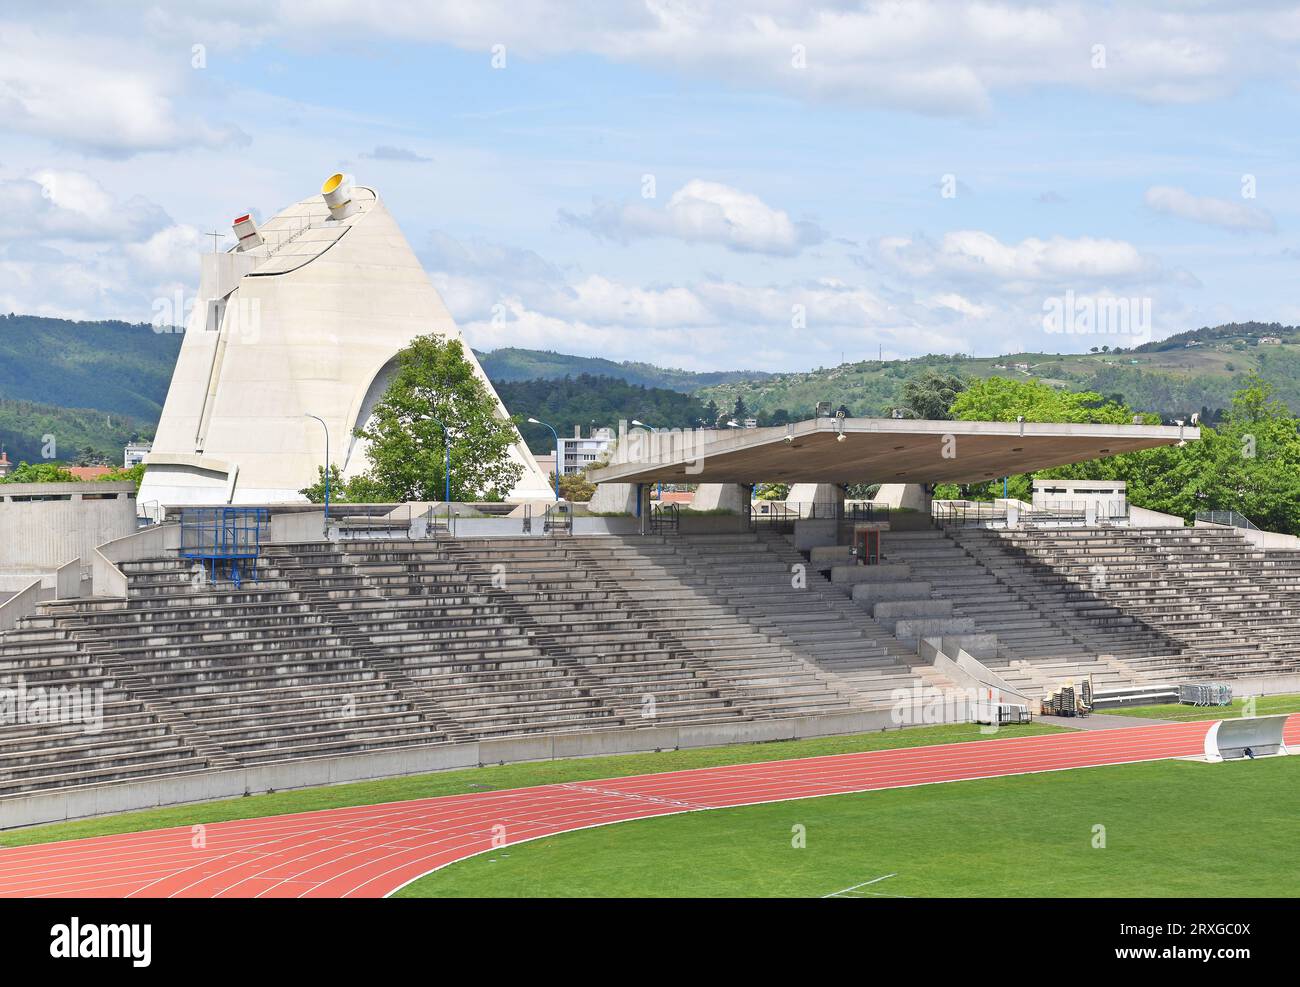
[
  {"xmin": 623, "ymin": 531, "xmax": 960, "ymax": 706},
  {"xmin": 877, "ymin": 529, "xmax": 1142, "ymax": 698}
]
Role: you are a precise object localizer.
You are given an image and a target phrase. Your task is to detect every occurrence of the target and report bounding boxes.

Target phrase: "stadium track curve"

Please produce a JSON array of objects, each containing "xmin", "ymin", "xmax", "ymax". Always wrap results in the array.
[{"xmin": 0, "ymin": 716, "xmax": 1295, "ymax": 898}]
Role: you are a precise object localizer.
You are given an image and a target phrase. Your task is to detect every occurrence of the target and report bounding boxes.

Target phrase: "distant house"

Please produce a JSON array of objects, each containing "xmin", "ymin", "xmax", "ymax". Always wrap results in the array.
[
  {"xmin": 1260, "ymin": 336, "xmax": 1282, "ymax": 344},
  {"xmin": 67, "ymin": 466, "xmax": 114, "ymax": 481}
]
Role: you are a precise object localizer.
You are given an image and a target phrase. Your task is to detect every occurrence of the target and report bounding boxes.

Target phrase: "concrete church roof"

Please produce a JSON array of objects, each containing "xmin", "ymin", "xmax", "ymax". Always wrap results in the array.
[{"xmin": 588, "ymin": 417, "xmax": 1198, "ymax": 485}]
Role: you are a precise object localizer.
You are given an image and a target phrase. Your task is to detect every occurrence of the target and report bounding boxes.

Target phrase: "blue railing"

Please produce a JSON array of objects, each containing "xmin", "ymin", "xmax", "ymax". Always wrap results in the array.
[{"xmin": 179, "ymin": 507, "xmax": 271, "ymax": 587}]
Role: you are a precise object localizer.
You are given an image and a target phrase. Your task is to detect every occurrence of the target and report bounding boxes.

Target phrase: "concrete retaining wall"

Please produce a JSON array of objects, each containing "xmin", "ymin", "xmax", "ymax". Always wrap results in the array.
[
  {"xmin": 269, "ymin": 510, "xmax": 327, "ymax": 543},
  {"xmin": 0, "ymin": 482, "xmax": 138, "ymax": 571},
  {"xmin": 1194, "ymin": 519, "xmax": 1300, "ymax": 551},
  {"xmin": 793, "ymin": 518, "xmax": 838, "ymax": 550},
  {"xmin": 54, "ymin": 558, "xmax": 81, "ymax": 600},
  {"xmin": 1130, "ymin": 506, "xmax": 1186, "ymax": 527},
  {"xmin": 0, "ymin": 707, "xmax": 966, "ymax": 830},
  {"xmin": 0, "ymin": 578, "xmax": 42, "ymax": 631},
  {"xmin": 573, "ymin": 516, "xmax": 640, "ymax": 536},
  {"xmin": 93, "ymin": 523, "xmax": 181, "ymax": 597},
  {"xmin": 677, "ymin": 513, "xmax": 747, "ymax": 534}
]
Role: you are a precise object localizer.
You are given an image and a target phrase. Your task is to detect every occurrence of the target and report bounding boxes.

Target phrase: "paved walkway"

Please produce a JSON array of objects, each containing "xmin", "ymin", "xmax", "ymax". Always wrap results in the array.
[{"xmin": 1040, "ymin": 712, "xmax": 1174, "ymax": 731}]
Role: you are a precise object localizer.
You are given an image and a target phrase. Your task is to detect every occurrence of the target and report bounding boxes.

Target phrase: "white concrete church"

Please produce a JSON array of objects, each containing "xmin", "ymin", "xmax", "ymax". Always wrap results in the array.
[{"xmin": 138, "ymin": 173, "xmax": 554, "ymax": 508}]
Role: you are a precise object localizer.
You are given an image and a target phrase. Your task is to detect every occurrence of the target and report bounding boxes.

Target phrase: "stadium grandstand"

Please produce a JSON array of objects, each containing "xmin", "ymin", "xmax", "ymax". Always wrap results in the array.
[{"xmin": 1, "ymin": 177, "xmax": 1296, "ymax": 834}]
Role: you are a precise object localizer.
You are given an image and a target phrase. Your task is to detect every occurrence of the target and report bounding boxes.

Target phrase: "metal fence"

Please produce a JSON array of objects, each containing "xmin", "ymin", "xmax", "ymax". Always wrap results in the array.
[
  {"xmin": 1179, "ymin": 683, "xmax": 1233, "ymax": 707},
  {"xmin": 543, "ymin": 502, "xmax": 573, "ymax": 534},
  {"xmin": 1195, "ymin": 510, "xmax": 1259, "ymax": 530},
  {"xmin": 933, "ymin": 499, "xmax": 1128, "ymax": 527},
  {"xmin": 747, "ymin": 500, "xmax": 890, "ymax": 532},
  {"xmin": 651, "ymin": 502, "xmax": 679, "ymax": 534}
]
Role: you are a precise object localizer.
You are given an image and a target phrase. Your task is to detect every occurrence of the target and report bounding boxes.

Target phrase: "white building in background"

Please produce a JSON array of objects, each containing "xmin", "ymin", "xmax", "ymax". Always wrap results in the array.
[
  {"xmin": 1031, "ymin": 478, "xmax": 1127, "ymax": 519},
  {"xmin": 123, "ymin": 441, "xmax": 152, "ymax": 468},
  {"xmin": 137, "ymin": 173, "xmax": 553, "ymax": 508},
  {"xmin": 556, "ymin": 427, "xmax": 614, "ymax": 476}
]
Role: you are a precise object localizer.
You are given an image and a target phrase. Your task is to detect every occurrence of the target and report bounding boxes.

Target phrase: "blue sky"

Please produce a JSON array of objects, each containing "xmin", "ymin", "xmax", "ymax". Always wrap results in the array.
[{"xmin": 1, "ymin": 1, "xmax": 1297, "ymax": 371}]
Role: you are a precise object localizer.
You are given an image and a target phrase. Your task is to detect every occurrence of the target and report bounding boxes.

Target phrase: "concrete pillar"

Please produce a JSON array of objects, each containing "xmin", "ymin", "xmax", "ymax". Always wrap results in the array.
[
  {"xmin": 692, "ymin": 483, "xmax": 750, "ymax": 514},
  {"xmin": 871, "ymin": 482, "xmax": 931, "ymax": 513},
  {"xmin": 588, "ymin": 483, "xmax": 638, "ymax": 515},
  {"xmin": 786, "ymin": 482, "xmax": 844, "ymax": 518}
]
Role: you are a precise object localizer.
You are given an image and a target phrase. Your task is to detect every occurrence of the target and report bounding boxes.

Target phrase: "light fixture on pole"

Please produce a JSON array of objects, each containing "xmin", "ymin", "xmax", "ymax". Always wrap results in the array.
[
  {"xmin": 422, "ymin": 415, "xmax": 451, "ymax": 505},
  {"xmin": 304, "ymin": 413, "xmax": 330, "ymax": 537},
  {"xmin": 527, "ymin": 417, "xmax": 561, "ymax": 501},
  {"xmin": 632, "ymin": 419, "xmax": 663, "ymax": 501}
]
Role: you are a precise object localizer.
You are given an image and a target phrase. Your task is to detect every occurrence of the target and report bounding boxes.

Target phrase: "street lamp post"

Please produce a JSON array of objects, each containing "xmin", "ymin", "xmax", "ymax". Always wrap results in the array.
[
  {"xmin": 632, "ymin": 419, "xmax": 663, "ymax": 502},
  {"xmin": 527, "ymin": 417, "xmax": 561, "ymax": 501},
  {"xmin": 426, "ymin": 418, "xmax": 451, "ymax": 505},
  {"xmin": 304, "ymin": 413, "xmax": 329, "ymax": 537}
]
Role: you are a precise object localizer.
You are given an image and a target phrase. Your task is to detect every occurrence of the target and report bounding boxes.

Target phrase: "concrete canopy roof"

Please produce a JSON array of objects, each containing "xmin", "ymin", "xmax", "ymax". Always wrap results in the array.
[{"xmin": 588, "ymin": 417, "xmax": 1198, "ymax": 486}]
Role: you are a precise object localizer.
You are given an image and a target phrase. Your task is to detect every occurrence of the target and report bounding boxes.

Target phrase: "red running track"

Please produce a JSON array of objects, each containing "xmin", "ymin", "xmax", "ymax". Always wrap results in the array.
[{"xmin": 0, "ymin": 717, "xmax": 1294, "ymax": 898}]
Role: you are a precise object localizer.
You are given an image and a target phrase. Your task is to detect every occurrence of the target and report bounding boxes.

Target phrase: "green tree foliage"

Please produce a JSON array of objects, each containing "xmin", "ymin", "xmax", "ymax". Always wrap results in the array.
[
  {"xmin": 494, "ymin": 374, "xmax": 711, "ymax": 455},
  {"xmin": 476, "ymin": 347, "xmax": 772, "ymax": 391},
  {"xmin": 755, "ymin": 482, "xmax": 790, "ymax": 500},
  {"xmin": 0, "ymin": 313, "xmax": 180, "ymax": 418},
  {"xmin": 353, "ymin": 334, "xmax": 524, "ymax": 502},
  {"xmin": 902, "ymin": 370, "xmax": 967, "ymax": 420},
  {"xmin": 99, "ymin": 462, "xmax": 146, "ymax": 490},
  {"xmin": 946, "ymin": 374, "xmax": 1300, "ymax": 534},
  {"xmin": 554, "ymin": 470, "xmax": 596, "ymax": 502},
  {"xmin": 0, "ymin": 397, "xmax": 151, "ymax": 465},
  {"xmin": 298, "ymin": 464, "xmax": 387, "ymax": 504},
  {"xmin": 1, "ymin": 461, "xmax": 80, "ymax": 483}
]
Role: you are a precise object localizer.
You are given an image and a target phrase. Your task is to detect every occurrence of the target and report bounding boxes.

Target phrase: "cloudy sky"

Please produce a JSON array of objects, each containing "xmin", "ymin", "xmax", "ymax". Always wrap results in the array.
[{"xmin": 2, "ymin": 1, "xmax": 1298, "ymax": 371}]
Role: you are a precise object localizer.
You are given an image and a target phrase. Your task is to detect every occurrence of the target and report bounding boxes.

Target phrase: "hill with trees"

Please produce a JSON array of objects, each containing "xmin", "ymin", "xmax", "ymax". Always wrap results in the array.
[{"xmin": 476, "ymin": 347, "xmax": 771, "ymax": 392}]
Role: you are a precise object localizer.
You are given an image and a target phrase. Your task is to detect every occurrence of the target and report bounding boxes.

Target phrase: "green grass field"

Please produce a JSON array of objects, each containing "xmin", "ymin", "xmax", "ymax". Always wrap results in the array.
[
  {"xmin": 1107, "ymin": 693, "xmax": 1300, "ymax": 723},
  {"xmin": 399, "ymin": 755, "xmax": 1299, "ymax": 898},
  {"xmin": 0, "ymin": 722, "xmax": 1059, "ymax": 849}
]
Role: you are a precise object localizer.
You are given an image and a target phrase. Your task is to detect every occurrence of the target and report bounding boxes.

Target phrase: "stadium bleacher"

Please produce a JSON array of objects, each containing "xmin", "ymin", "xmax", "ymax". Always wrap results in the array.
[{"xmin": 2, "ymin": 519, "xmax": 1298, "ymax": 804}]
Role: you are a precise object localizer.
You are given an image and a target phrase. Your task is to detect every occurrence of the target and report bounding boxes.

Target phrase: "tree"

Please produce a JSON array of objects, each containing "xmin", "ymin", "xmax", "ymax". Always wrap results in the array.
[
  {"xmin": 554, "ymin": 470, "xmax": 596, "ymax": 502},
  {"xmin": 1, "ymin": 461, "xmax": 80, "ymax": 483},
  {"xmin": 299, "ymin": 464, "xmax": 387, "ymax": 504},
  {"xmin": 949, "ymin": 376, "xmax": 1130, "ymax": 425},
  {"xmin": 902, "ymin": 370, "xmax": 967, "ymax": 420},
  {"xmin": 100, "ymin": 462, "xmax": 146, "ymax": 490},
  {"xmin": 353, "ymin": 334, "xmax": 525, "ymax": 502},
  {"xmin": 755, "ymin": 482, "xmax": 790, "ymax": 500},
  {"xmin": 731, "ymin": 396, "xmax": 749, "ymax": 421}
]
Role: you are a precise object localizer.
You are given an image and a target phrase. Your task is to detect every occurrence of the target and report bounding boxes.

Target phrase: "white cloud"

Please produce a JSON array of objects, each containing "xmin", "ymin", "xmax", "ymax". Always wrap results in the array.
[
  {"xmin": 1144, "ymin": 185, "xmax": 1276, "ymax": 233},
  {"xmin": 124, "ymin": 225, "xmax": 205, "ymax": 282},
  {"xmin": 562, "ymin": 180, "xmax": 826, "ymax": 256},
  {"xmin": 0, "ymin": 171, "xmax": 171, "ymax": 242},
  {"xmin": 0, "ymin": 22, "xmax": 243, "ymax": 155},
  {"xmin": 134, "ymin": 1, "xmax": 1300, "ymax": 115},
  {"xmin": 876, "ymin": 230, "xmax": 1160, "ymax": 285}
]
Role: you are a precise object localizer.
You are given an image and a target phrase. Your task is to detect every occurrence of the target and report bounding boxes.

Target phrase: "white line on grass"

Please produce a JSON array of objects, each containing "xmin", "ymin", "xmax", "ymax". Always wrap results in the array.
[{"xmin": 822, "ymin": 873, "xmax": 899, "ymax": 898}]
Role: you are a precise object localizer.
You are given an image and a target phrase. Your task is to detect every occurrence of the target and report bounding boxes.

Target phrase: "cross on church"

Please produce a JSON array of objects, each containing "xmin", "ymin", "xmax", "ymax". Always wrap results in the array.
[{"xmin": 204, "ymin": 230, "xmax": 226, "ymax": 253}]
